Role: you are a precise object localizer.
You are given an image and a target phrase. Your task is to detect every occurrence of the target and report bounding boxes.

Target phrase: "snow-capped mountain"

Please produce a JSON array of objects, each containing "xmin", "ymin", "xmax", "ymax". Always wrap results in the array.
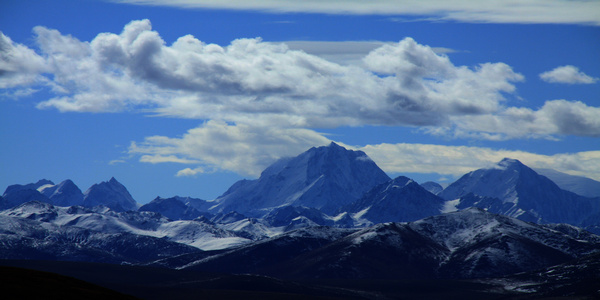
[
  {"xmin": 0, "ymin": 206, "xmax": 198, "ymax": 264},
  {"xmin": 535, "ymin": 168, "xmax": 600, "ymax": 198},
  {"xmin": 421, "ymin": 181, "xmax": 443, "ymax": 195},
  {"xmin": 209, "ymin": 142, "xmax": 390, "ymax": 217},
  {"xmin": 83, "ymin": 177, "xmax": 138, "ymax": 212},
  {"xmin": 3, "ymin": 144, "xmax": 600, "ymax": 289},
  {"xmin": 39, "ymin": 179, "xmax": 84, "ymax": 207},
  {"xmin": 1, "ymin": 179, "xmax": 53, "ymax": 209},
  {"xmin": 177, "ymin": 226, "xmax": 358, "ymax": 273},
  {"xmin": 263, "ymin": 205, "xmax": 334, "ymax": 227},
  {"xmin": 2, "ymin": 178, "xmax": 139, "ymax": 212},
  {"xmin": 175, "ymin": 208, "xmax": 600, "ymax": 279},
  {"xmin": 0, "ymin": 200, "xmax": 274, "ymax": 251},
  {"xmin": 210, "ymin": 211, "xmax": 247, "ymax": 224},
  {"xmin": 344, "ymin": 176, "xmax": 446, "ymax": 224},
  {"xmin": 408, "ymin": 208, "xmax": 600, "ymax": 278},
  {"xmin": 439, "ymin": 158, "xmax": 600, "ymax": 227},
  {"xmin": 139, "ymin": 196, "xmax": 211, "ymax": 220},
  {"xmin": 4, "ymin": 179, "xmax": 54, "ymax": 194}
]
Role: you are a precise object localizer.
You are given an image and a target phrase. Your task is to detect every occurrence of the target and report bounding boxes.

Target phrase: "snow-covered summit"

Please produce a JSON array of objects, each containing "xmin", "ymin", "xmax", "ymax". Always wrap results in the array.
[
  {"xmin": 83, "ymin": 177, "xmax": 138, "ymax": 212},
  {"xmin": 209, "ymin": 142, "xmax": 390, "ymax": 217},
  {"xmin": 140, "ymin": 196, "xmax": 204, "ymax": 220},
  {"xmin": 440, "ymin": 158, "xmax": 600, "ymax": 227},
  {"xmin": 3, "ymin": 179, "xmax": 54, "ymax": 196},
  {"xmin": 1, "ymin": 180, "xmax": 53, "ymax": 209},
  {"xmin": 345, "ymin": 175, "xmax": 446, "ymax": 223},
  {"xmin": 496, "ymin": 157, "xmax": 523, "ymax": 169},
  {"xmin": 440, "ymin": 158, "xmax": 530, "ymax": 204},
  {"xmin": 40, "ymin": 179, "xmax": 84, "ymax": 207}
]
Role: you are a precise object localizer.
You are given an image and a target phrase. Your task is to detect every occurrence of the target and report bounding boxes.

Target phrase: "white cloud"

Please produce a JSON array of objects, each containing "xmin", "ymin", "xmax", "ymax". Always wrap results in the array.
[
  {"xmin": 3, "ymin": 20, "xmax": 600, "ymax": 140},
  {"xmin": 282, "ymin": 40, "xmax": 458, "ymax": 65},
  {"xmin": 30, "ymin": 24, "xmax": 163, "ymax": 112},
  {"xmin": 138, "ymin": 155, "xmax": 201, "ymax": 164},
  {"xmin": 540, "ymin": 65, "xmax": 598, "ymax": 84},
  {"xmin": 108, "ymin": 159, "xmax": 126, "ymax": 165},
  {"xmin": 127, "ymin": 122, "xmax": 600, "ymax": 181},
  {"xmin": 446, "ymin": 100, "xmax": 600, "ymax": 139},
  {"xmin": 0, "ymin": 32, "xmax": 48, "ymax": 89},
  {"xmin": 356, "ymin": 143, "xmax": 600, "ymax": 182},
  {"xmin": 128, "ymin": 120, "xmax": 331, "ymax": 176},
  {"xmin": 176, "ymin": 167, "xmax": 206, "ymax": 177},
  {"xmin": 113, "ymin": 0, "xmax": 600, "ymax": 25}
]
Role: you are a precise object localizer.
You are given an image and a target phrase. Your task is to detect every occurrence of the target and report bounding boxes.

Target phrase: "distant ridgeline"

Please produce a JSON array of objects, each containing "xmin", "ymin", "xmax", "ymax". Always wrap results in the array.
[{"xmin": 1, "ymin": 143, "xmax": 600, "ymax": 292}]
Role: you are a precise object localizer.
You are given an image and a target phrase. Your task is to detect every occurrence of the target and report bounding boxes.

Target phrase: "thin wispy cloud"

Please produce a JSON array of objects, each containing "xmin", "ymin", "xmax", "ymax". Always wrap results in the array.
[{"xmin": 113, "ymin": 0, "xmax": 600, "ymax": 26}]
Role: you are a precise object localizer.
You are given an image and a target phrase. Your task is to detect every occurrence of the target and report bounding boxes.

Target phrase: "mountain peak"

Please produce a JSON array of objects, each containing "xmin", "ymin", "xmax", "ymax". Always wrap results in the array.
[
  {"xmin": 345, "ymin": 175, "xmax": 445, "ymax": 223},
  {"xmin": 440, "ymin": 158, "xmax": 600, "ymax": 226},
  {"xmin": 83, "ymin": 177, "xmax": 137, "ymax": 212},
  {"xmin": 308, "ymin": 142, "xmax": 349, "ymax": 156},
  {"xmin": 390, "ymin": 176, "xmax": 413, "ymax": 186},
  {"xmin": 41, "ymin": 179, "xmax": 84, "ymax": 207},
  {"xmin": 327, "ymin": 141, "xmax": 344, "ymax": 149},
  {"xmin": 35, "ymin": 179, "xmax": 55, "ymax": 187},
  {"xmin": 3, "ymin": 179, "xmax": 55, "ymax": 195},
  {"xmin": 212, "ymin": 144, "xmax": 390, "ymax": 216},
  {"xmin": 497, "ymin": 158, "xmax": 525, "ymax": 169}
]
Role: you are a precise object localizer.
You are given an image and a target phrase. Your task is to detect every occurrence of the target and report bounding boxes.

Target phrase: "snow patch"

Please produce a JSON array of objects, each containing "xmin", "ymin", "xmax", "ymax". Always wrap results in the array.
[
  {"xmin": 352, "ymin": 231, "xmax": 378, "ymax": 244},
  {"xmin": 331, "ymin": 212, "xmax": 348, "ymax": 222},
  {"xmin": 441, "ymin": 199, "xmax": 460, "ymax": 213},
  {"xmin": 37, "ymin": 184, "xmax": 55, "ymax": 192},
  {"xmin": 352, "ymin": 206, "xmax": 371, "ymax": 220},
  {"xmin": 190, "ymin": 237, "xmax": 251, "ymax": 250}
]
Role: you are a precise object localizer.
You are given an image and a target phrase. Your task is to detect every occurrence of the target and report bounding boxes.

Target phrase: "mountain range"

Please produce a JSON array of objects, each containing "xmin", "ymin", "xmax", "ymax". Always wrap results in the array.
[
  {"xmin": 1, "ymin": 177, "xmax": 137, "ymax": 212},
  {"xmin": 1, "ymin": 142, "xmax": 600, "ymax": 298},
  {"xmin": 166, "ymin": 208, "xmax": 599, "ymax": 280}
]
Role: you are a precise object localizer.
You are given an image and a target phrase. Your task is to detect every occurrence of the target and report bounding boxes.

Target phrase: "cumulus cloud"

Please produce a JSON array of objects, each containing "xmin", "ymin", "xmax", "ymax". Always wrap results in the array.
[
  {"xmin": 114, "ymin": 0, "xmax": 600, "ymax": 26},
  {"xmin": 282, "ymin": 40, "xmax": 458, "ymax": 66},
  {"xmin": 3, "ymin": 20, "xmax": 600, "ymax": 141},
  {"xmin": 0, "ymin": 32, "xmax": 48, "ymax": 89},
  {"xmin": 4, "ymin": 21, "xmax": 529, "ymax": 129},
  {"xmin": 540, "ymin": 65, "xmax": 598, "ymax": 84},
  {"xmin": 444, "ymin": 100, "xmax": 600, "ymax": 140}
]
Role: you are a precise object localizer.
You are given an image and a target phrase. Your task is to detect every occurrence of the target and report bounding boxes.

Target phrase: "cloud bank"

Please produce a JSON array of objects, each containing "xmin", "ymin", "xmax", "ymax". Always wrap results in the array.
[
  {"xmin": 540, "ymin": 65, "xmax": 598, "ymax": 84},
  {"xmin": 3, "ymin": 19, "xmax": 599, "ymax": 140},
  {"xmin": 114, "ymin": 0, "xmax": 600, "ymax": 26},
  {"xmin": 2, "ymin": 20, "xmax": 599, "ymax": 181},
  {"xmin": 126, "ymin": 121, "xmax": 600, "ymax": 181},
  {"xmin": 359, "ymin": 143, "xmax": 600, "ymax": 182},
  {"xmin": 129, "ymin": 120, "xmax": 331, "ymax": 176}
]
